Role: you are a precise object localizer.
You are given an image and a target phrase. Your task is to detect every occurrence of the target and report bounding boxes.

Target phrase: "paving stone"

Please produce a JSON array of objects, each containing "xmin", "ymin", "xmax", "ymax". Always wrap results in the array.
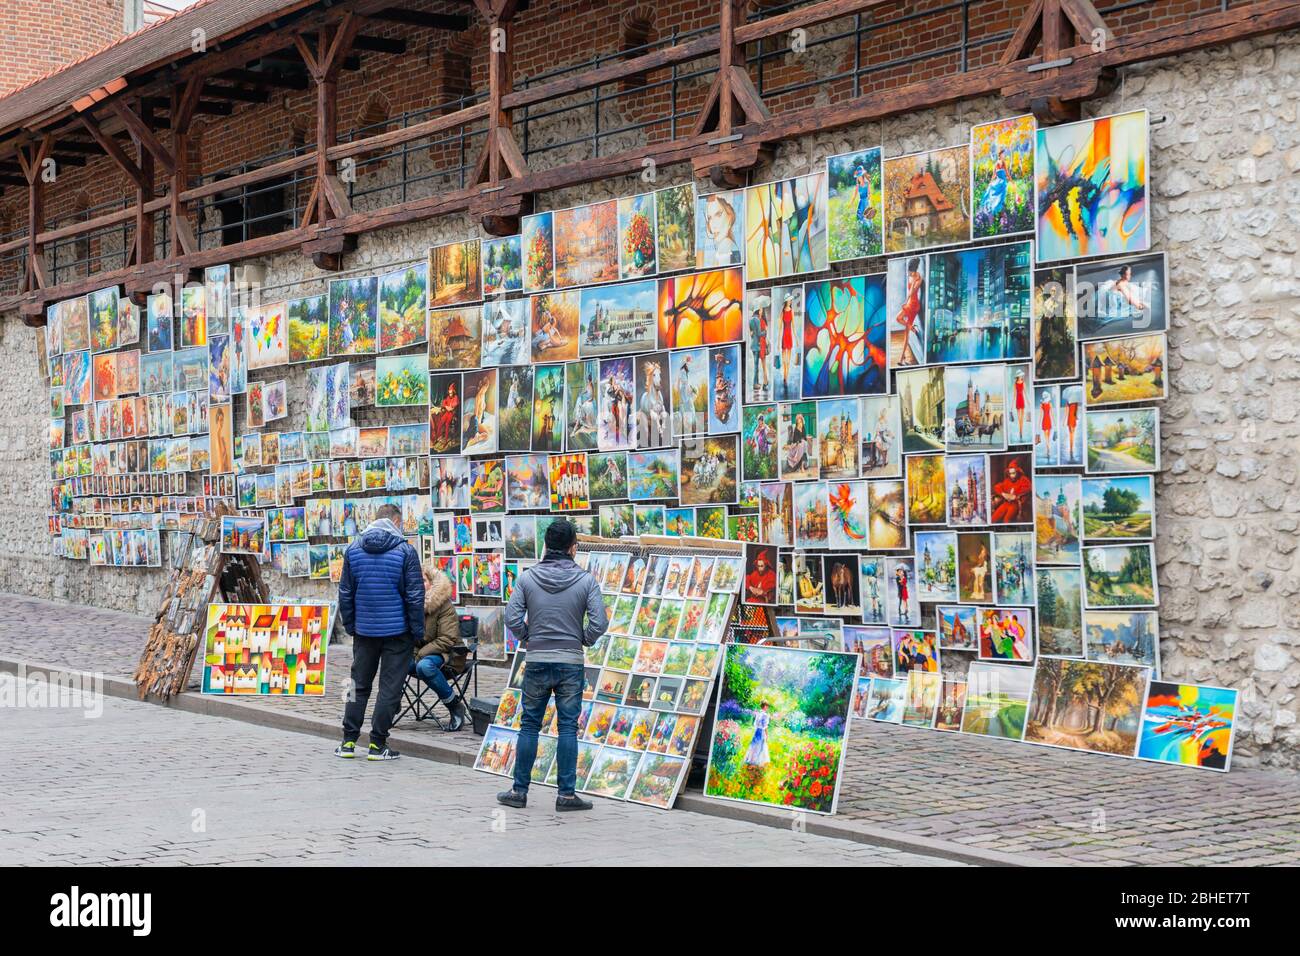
[{"xmin": 2, "ymin": 593, "xmax": 1297, "ymax": 866}]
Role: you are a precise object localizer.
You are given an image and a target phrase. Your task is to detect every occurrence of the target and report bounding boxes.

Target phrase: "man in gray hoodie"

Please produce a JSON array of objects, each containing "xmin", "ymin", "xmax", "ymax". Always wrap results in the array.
[{"xmin": 498, "ymin": 518, "xmax": 608, "ymax": 810}]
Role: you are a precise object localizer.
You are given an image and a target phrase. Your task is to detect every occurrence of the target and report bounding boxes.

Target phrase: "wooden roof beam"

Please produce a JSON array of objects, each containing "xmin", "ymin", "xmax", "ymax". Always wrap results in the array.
[
  {"xmin": 352, "ymin": 34, "xmax": 407, "ymax": 55},
  {"xmin": 218, "ymin": 67, "xmax": 310, "ymax": 90},
  {"xmin": 371, "ymin": 8, "xmax": 470, "ymax": 30},
  {"xmin": 201, "ymin": 83, "xmax": 272, "ymax": 104}
]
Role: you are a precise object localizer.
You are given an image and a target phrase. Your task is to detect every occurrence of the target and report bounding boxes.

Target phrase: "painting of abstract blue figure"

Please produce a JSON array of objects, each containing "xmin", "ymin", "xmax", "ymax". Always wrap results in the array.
[{"xmin": 803, "ymin": 274, "xmax": 887, "ymax": 397}]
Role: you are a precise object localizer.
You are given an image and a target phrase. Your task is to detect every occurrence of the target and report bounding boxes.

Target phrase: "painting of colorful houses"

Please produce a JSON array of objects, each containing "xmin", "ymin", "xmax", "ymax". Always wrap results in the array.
[{"xmin": 202, "ymin": 603, "xmax": 331, "ymax": 696}]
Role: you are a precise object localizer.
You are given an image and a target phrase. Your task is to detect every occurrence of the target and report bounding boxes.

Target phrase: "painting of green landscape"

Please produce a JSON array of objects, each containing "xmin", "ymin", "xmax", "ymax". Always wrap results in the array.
[
  {"xmin": 1082, "ymin": 475, "xmax": 1153, "ymax": 539},
  {"xmin": 1025, "ymin": 658, "xmax": 1147, "ymax": 756},
  {"xmin": 1083, "ymin": 543, "xmax": 1157, "ymax": 608},
  {"xmin": 960, "ymin": 662, "xmax": 1033, "ymax": 740},
  {"xmin": 705, "ymin": 644, "xmax": 858, "ymax": 814}
]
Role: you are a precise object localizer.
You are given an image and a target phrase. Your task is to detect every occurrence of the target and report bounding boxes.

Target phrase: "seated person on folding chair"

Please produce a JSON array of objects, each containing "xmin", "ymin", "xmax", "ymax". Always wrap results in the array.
[{"xmin": 412, "ymin": 562, "xmax": 470, "ymax": 731}]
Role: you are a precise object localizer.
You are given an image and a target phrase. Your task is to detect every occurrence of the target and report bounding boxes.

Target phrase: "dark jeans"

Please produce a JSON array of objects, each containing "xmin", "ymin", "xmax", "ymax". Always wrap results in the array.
[
  {"xmin": 342, "ymin": 634, "xmax": 414, "ymax": 747},
  {"xmin": 512, "ymin": 661, "xmax": 583, "ymax": 796},
  {"xmin": 411, "ymin": 654, "xmax": 453, "ymax": 701}
]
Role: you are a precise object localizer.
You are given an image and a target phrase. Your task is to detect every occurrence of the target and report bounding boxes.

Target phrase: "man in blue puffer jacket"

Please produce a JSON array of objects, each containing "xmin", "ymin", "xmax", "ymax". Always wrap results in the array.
[{"xmin": 336, "ymin": 503, "xmax": 425, "ymax": 761}]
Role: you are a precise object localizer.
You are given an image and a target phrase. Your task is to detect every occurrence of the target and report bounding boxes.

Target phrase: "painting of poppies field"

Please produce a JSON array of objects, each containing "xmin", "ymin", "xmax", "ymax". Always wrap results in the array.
[{"xmin": 705, "ymin": 643, "xmax": 858, "ymax": 814}]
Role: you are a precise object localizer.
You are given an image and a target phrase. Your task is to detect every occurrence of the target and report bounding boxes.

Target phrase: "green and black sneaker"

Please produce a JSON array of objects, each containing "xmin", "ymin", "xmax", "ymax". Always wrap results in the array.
[
  {"xmin": 334, "ymin": 740, "xmax": 357, "ymax": 759},
  {"xmin": 367, "ymin": 743, "xmax": 401, "ymax": 761}
]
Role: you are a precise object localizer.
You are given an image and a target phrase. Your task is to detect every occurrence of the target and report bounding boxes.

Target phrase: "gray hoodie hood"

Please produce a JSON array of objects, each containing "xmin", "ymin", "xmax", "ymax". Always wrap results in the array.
[
  {"xmin": 504, "ymin": 551, "xmax": 609, "ymax": 661},
  {"xmin": 529, "ymin": 553, "xmax": 588, "ymax": 593}
]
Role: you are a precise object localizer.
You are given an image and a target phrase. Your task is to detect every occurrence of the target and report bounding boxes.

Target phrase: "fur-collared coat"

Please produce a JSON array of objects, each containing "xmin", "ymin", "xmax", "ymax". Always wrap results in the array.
[{"xmin": 416, "ymin": 573, "xmax": 460, "ymax": 660}]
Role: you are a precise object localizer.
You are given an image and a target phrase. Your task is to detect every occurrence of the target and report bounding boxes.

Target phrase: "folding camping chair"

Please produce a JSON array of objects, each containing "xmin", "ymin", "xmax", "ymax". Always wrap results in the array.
[{"xmin": 394, "ymin": 615, "xmax": 480, "ymax": 731}]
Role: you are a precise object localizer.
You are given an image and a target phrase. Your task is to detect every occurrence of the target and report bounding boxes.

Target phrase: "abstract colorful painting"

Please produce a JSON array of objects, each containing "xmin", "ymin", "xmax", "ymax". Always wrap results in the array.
[
  {"xmin": 201, "ymin": 604, "xmax": 330, "ymax": 696},
  {"xmin": 743, "ymin": 172, "xmax": 828, "ymax": 281},
  {"xmin": 548, "ymin": 452, "xmax": 590, "ymax": 511},
  {"xmin": 555, "ymin": 200, "xmax": 620, "ymax": 288},
  {"xmin": 704, "ymin": 644, "xmax": 857, "ymax": 814},
  {"xmin": 656, "ymin": 267, "xmax": 744, "ymax": 349},
  {"xmin": 827, "ymin": 147, "xmax": 882, "ymax": 262},
  {"xmin": 1137, "ymin": 682, "xmax": 1236, "ymax": 771},
  {"xmin": 802, "ymin": 274, "xmax": 886, "ymax": 397},
  {"xmin": 971, "ymin": 115, "xmax": 1035, "ymax": 239},
  {"xmin": 1035, "ymin": 109, "xmax": 1149, "ymax": 263}
]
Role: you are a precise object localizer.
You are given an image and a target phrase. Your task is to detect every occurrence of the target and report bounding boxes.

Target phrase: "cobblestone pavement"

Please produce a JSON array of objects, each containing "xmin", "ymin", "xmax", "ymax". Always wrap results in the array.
[
  {"xmin": 0, "ymin": 680, "xmax": 952, "ymax": 866},
  {"xmin": 3, "ymin": 592, "xmax": 1298, "ymax": 866}
]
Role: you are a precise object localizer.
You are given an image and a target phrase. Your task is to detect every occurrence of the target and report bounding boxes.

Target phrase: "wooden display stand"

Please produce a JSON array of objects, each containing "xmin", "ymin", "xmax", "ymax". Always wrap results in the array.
[{"xmin": 133, "ymin": 507, "xmax": 270, "ymax": 701}]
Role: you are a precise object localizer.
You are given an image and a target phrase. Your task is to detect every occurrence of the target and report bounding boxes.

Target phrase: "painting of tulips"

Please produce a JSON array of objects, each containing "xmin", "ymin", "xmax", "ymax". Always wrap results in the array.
[{"xmin": 705, "ymin": 643, "xmax": 858, "ymax": 814}]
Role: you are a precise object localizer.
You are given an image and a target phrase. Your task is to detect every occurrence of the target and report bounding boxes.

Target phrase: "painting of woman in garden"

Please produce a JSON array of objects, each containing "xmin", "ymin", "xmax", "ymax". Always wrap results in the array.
[{"xmin": 705, "ymin": 644, "xmax": 858, "ymax": 814}]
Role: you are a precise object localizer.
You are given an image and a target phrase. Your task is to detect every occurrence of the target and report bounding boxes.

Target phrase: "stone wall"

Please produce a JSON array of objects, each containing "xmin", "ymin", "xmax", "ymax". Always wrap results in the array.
[{"xmin": 1, "ymin": 29, "xmax": 1297, "ymax": 766}]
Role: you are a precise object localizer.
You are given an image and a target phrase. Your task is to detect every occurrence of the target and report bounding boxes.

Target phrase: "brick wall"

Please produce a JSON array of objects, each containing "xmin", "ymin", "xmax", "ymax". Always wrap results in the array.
[{"xmin": 0, "ymin": 0, "xmax": 124, "ymax": 97}]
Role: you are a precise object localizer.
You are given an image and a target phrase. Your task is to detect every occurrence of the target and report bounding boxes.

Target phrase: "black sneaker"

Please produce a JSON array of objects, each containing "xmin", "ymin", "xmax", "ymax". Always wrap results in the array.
[
  {"xmin": 556, "ymin": 794, "xmax": 593, "ymax": 812},
  {"xmin": 367, "ymin": 743, "xmax": 400, "ymax": 761},
  {"xmin": 496, "ymin": 789, "xmax": 527, "ymax": 808},
  {"xmin": 334, "ymin": 741, "xmax": 357, "ymax": 758}
]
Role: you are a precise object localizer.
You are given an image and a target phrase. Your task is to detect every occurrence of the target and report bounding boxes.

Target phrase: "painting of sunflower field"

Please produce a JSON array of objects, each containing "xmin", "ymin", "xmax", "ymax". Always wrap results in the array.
[{"xmin": 705, "ymin": 644, "xmax": 858, "ymax": 814}]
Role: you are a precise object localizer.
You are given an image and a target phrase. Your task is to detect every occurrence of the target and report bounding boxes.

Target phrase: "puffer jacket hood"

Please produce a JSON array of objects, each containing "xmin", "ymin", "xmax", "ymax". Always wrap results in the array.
[
  {"xmin": 425, "ymin": 571, "xmax": 455, "ymax": 612},
  {"xmin": 360, "ymin": 518, "xmax": 405, "ymax": 554},
  {"xmin": 529, "ymin": 552, "xmax": 589, "ymax": 593},
  {"xmin": 338, "ymin": 518, "xmax": 424, "ymax": 639}
]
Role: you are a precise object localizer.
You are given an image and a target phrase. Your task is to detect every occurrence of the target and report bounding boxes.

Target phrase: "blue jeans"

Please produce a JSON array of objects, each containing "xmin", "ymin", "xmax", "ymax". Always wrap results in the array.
[
  {"xmin": 411, "ymin": 655, "xmax": 454, "ymax": 701},
  {"xmin": 512, "ymin": 662, "xmax": 583, "ymax": 796}
]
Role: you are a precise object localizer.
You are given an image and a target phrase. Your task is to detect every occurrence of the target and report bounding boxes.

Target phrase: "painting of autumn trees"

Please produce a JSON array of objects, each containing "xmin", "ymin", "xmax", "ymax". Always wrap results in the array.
[{"xmin": 1025, "ymin": 658, "xmax": 1148, "ymax": 756}]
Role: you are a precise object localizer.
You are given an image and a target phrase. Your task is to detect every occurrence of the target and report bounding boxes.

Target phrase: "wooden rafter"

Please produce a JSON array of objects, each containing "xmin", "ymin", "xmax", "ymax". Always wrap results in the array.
[
  {"xmin": 469, "ymin": 0, "xmax": 531, "ymax": 234},
  {"xmin": 76, "ymin": 114, "xmax": 149, "ymax": 189},
  {"xmin": 691, "ymin": 0, "xmax": 771, "ymax": 187},
  {"xmin": 14, "ymin": 135, "xmax": 53, "ymax": 295}
]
